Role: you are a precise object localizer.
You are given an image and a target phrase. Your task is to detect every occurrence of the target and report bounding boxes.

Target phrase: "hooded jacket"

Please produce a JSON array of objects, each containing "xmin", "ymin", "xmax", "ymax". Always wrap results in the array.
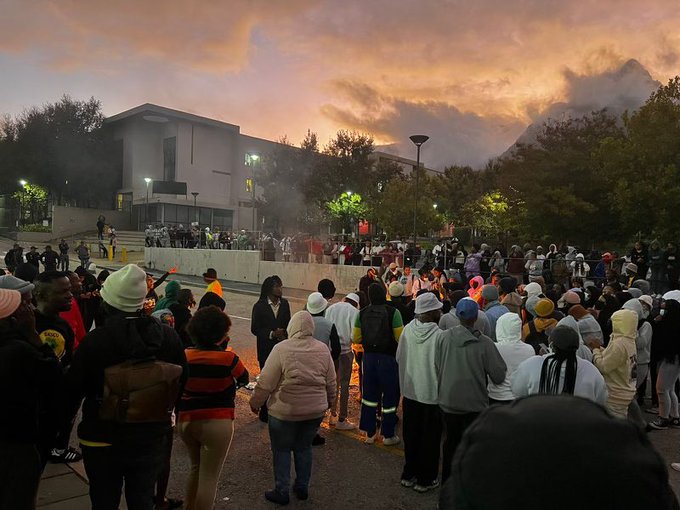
[
  {"xmin": 557, "ymin": 315, "xmax": 593, "ymax": 362},
  {"xmin": 488, "ymin": 314, "xmax": 535, "ymax": 401},
  {"xmin": 154, "ymin": 280, "xmax": 180, "ymax": 311},
  {"xmin": 501, "ymin": 292, "xmax": 523, "ymax": 317},
  {"xmin": 622, "ymin": 299, "xmax": 653, "ymax": 365},
  {"xmin": 396, "ymin": 319, "xmax": 443, "ymax": 404},
  {"xmin": 435, "ymin": 325, "xmax": 506, "ymax": 414},
  {"xmin": 592, "ymin": 309, "xmax": 638, "ymax": 407},
  {"xmin": 250, "ymin": 311, "xmax": 336, "ymax": 421},
  {"xmin": 439, "ymin": 308, "xmax": 491, "ymax": 337}
]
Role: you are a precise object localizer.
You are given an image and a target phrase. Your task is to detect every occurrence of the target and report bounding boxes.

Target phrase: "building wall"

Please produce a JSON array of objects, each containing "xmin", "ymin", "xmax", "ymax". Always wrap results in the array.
[{"xmin": 52, "ymin": 206, "xmax": 133, "ymax": 238}]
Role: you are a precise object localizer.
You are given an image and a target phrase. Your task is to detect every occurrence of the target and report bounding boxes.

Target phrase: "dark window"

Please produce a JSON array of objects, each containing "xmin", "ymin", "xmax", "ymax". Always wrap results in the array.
[
  {"xmin": 199, "ymin": 207, "xmax": 211, "ymax": 226},
  {"xmin": 213, "ymin": 208, "xmax": 233, "ymax": 230},
  {"xmin": 163, "ymin": 137, "xmax": 176, "ymax": 182}
]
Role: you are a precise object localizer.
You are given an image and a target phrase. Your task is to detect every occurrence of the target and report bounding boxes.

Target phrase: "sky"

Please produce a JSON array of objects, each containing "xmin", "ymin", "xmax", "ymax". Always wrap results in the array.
[{"xmin": 1, "ymin": 0, "xmax": 679, "ymax": 168}]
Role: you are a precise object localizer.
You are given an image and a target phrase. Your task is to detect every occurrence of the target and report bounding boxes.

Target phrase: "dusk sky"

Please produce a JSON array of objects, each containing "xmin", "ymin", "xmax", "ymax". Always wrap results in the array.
[{"xmin": 2, "ymin": 0, "xmax": 680, "ymax": 168}]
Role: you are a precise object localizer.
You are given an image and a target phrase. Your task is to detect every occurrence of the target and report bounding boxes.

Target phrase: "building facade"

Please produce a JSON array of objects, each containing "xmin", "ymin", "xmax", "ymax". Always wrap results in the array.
[{"xmin": 105, "ymin": 103, "xmax": 284, "ymax": 232}]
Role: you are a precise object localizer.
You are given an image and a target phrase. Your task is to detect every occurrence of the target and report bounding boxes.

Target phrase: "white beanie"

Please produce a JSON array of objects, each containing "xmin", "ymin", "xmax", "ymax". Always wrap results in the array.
[{"xmin": 100, "ymin": 264, "xmax": 148, "ymax": 312}]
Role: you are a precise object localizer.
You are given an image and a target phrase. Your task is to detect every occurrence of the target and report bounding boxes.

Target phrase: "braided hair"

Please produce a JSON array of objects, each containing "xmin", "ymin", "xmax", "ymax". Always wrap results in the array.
[{"xmin": 539, "ymin": 326, "xmax": 579, "ymax": 395}]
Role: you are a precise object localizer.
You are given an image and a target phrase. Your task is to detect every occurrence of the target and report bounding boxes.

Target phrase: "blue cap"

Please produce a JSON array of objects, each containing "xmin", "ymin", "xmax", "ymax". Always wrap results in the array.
[{"xmin": 456, "ymin": 298, "xmax": 479, "ymax": 321}]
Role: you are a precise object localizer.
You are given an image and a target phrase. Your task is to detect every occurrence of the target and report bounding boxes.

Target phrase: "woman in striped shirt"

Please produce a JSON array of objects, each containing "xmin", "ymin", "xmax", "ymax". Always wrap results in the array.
[{"xmin": 178, "ymin": 306, "xmax": 249, "ymax": 510}]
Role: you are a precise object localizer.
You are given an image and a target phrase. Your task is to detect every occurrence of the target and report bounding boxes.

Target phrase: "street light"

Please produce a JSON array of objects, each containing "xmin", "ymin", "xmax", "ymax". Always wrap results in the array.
[
  {"xmin": 433, "ymin": 203, "xmax": 438, "ymax": 210},
  {"xmin": 19, "ymin": 179, "xmax": 27, "ymax": 187},
  {"xmin": 249, "ymin": 154, "xmax": 260, "ymax": 232},
  {"xmin": 409, "ymin": 134, "xmax": 429, "ymax": 246},
  {"xmin": 17, "ymin": 179, "xmax": 27, "ymax": 226},
  {"xmin": 144, "ymin": 178, "xmax": 152, "ymax": 228}
]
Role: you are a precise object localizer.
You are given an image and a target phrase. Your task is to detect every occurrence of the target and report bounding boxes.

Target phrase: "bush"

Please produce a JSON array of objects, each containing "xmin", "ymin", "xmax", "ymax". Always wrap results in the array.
[{"xmin": 18, "ymin": 223, "xmax": 51, "ymax": 233}]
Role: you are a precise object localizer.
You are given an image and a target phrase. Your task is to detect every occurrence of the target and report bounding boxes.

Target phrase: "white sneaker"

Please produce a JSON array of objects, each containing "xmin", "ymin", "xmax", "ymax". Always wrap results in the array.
[
  {"xmin": 335, "ymin": 420, "xmax": 357, "ymax": 431},
  {"xmin": 672, "ymin": 463, "xmax": 680, "ymax": 472},
  {"xmin": 364, "ymin": 433, "xmax": 376, "ymax": 444},
  {"xmin": 328, "ymin": 414, "xmax": 338, "ymax": 426},
  {"xmin": 383, "ymin": 435, "xmax": 401, "ymax": 446}
]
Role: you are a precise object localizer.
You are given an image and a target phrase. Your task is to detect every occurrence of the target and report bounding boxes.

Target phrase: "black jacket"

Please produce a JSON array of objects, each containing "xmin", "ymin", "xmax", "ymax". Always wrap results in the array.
[
  {"xmin": 64, "ymin": 315, "xmax": 187, "ymax": 445},
  {"xmin": 0, "ymin": 330, "xmax": 62, "ymax": 444},
  {"xmin": 251, "ymin": 298, "xmax": 291, "ymax": 367}
]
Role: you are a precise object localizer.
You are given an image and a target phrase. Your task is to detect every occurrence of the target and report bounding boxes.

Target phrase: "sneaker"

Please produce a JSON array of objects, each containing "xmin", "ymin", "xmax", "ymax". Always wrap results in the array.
[
  {"xmin": 49, "ymin": 447, "xmax": 82, "ymax": 463},
  {"xmin": 264, "ymin": 490, "xmax": 290, "ymax": 506},
  {"xmin": 364, "ymin": 433, "xmax": 376, "ymax": 444},
  {"xmin": 649, "ymin": 417, "xmax": 671, "ymax": 430},
  {"xmin": 383, "ymin": 435, "xmax": 401, "ymax": 446},
  {"xmin": 312, "ymin": 434, "xmax": 326, "ymax": 446},
  {"xmin": 413, "ymin": 480, "xmax": 440, "ymax": 493},
  {"xmin": 646, "ymin": 406, "xmax": 659, "ymax": 415},
  {"xmin": 671, "ymin": 463, "xmax": 680, "ymax": 472},
  {"xmin": 671, "ymin": 418, "xmax": 680, "ymax": 429},
  {"xmin": 400, "ymin": 478, "xmax": 416, "ymax": 488},
  {"xmin": 335, "ymin": 420, "xmax": 357, "ymax": 431}
]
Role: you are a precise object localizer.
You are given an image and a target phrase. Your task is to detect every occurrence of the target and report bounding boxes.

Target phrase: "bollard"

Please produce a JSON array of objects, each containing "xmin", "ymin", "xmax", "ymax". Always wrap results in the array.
[
  {"xmin": 120, "ymin": 247, "xmax": 128, "ymax": 264},
  {"xmin": 108, "ymin": 245, "xmax": 113, "ymax": 261}
]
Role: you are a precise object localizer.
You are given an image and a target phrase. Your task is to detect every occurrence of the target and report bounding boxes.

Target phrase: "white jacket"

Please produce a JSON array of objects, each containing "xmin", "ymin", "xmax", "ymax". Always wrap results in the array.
[
  {"xmin": 396, "ymin": 320, "xmax": 442, "ymax": 405},
  {"xmin": 488, "ymin": 313, "xmax": 535, "ymax": 401},
  {"xmin": 324, "ymin": 301, "xmax": 359, "ymax": 354}
]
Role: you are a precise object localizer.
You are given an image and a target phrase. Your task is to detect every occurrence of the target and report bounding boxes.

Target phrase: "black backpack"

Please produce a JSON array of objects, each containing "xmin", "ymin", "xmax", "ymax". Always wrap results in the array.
[
  {"xmin": 361, "ymin": 305, "xmax": 393, "ymax": 352},
  {"xmin": 525, "ymin": 321, "xmax": 549, "ymax": 355}
]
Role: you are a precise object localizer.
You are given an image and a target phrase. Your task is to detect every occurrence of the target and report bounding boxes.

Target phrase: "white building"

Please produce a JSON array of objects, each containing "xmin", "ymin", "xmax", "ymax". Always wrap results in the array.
[{"xmin": 105, "ymin": 103, "xmax": 284, "ymax": 231}]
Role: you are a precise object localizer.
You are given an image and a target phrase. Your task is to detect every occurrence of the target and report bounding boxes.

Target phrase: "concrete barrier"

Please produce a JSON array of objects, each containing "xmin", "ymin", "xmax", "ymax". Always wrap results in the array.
[{"xmin": 145, "ymin": 248, "xmax": 370, "ymax": 294}]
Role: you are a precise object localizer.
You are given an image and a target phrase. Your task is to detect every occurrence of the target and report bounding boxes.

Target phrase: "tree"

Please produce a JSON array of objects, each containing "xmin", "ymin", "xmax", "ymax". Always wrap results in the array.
[
  {"xmin": 0, "ymin": 95, "xmax": 119, "ymax": 207},
  {"xmin": 326, "ymin": 192, "xmax": 368, "ymax": 233},
  {"xmin": 13, "ymin": 183, "xmax": 48, "ymax": 225}
]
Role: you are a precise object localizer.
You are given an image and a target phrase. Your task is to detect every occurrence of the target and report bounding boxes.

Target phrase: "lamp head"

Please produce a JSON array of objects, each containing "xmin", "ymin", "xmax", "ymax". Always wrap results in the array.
[{"xmin": 409, "ymin": 135, "xmax": 429, "ymax": 146}]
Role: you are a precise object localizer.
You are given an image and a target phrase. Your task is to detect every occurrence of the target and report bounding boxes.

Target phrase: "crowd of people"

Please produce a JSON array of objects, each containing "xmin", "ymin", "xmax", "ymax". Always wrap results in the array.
[{"xmin": 2, "ymin": 237, "xmax": 680, "ymax": 509}]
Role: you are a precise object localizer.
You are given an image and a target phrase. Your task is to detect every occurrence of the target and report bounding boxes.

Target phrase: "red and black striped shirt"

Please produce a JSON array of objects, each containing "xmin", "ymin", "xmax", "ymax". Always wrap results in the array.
[{"xmin": 178, "ymin": 347, "xmax": 249, "ymax": 422}]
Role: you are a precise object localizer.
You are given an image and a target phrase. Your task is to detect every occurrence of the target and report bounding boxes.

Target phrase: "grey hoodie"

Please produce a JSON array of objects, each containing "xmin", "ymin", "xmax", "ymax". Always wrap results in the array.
[
  {"xmin": 435, "ymin": 325, "xmax": 506, "ymax": 414},
  {"xmin": 396, "ymin": 319, "xmax": 442, "ymax": 405},
  {"xmin": 622, "ymin": 298, "xmax": 653, "ymax": 364},
  {"xmin": 557, "ymin": 315, "xmax": 593, "ymax": 362}
]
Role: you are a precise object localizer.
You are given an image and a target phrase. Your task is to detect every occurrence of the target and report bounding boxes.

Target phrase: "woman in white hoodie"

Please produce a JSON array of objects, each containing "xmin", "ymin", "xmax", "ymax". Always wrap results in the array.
[{"xmin": 488, "ymin": 313, "xmax": 535, "ymax": 404}]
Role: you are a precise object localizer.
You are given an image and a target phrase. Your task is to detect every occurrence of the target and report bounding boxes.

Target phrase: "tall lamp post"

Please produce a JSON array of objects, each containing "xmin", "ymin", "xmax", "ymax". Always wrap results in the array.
[
  {"xmin": 18, "ymin": 179, "xmax": 27, "ymax": 227},
  {"xmin": 409, "ymin": 135, "xmax": 429, "ymax": 246},
  {"xmin": 249, "ymin": 154, "xmax": 260, "ymax": 232},
  {"xmin": 144, "ymin": 177, "xmax": 152, "ymax": 228}
]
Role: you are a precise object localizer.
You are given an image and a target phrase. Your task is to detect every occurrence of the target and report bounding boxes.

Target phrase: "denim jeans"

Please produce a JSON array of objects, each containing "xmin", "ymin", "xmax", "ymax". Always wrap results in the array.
[
  {"xmin": 82, "ymin": 435, "xmax": 167, "ymax": 510},
  {"xmin": 268, "ymin": 416, "xmax": 322, "ymax": 494}
]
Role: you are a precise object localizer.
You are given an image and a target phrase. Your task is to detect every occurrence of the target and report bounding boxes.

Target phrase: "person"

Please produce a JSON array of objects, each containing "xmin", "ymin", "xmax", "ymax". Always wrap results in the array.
[
  {"xmin": 155, "ymin": 280, "xmax": 180, "ymax": 312},
  {"xmin": 481, "ymin": 285, "xmax": 508, "ymax": 342},
  {"xmin": 198, "ymin": 291, "xmax": 226, "ymax": 311},
  {"xmin": 436, "ymin": 298, "xmax": 506, "ymax": 483},
  {"xmin": 511, "ymin": 327, "xmax": 608, "ymax": 405},
  {"xmin": 325, "ymin": 293, "xmax": 360, "ymax": 430},
  {"xmin": 568, "ymin": 304, "xmax": 604, "ymax": 347},
  {"xmin": 0, "ymin": 274, "xmax": 35, "ymax": 305},
  {"xmin": 63, "ymin": 264, "xmax": 187, "ymax": 510},
  {"xmin": 359, "ymin": 267, "xmax": 380, "ymax": 297},
  {"xmin": 57, "ymin": 239, "xmax": 70, "ymax": 271},
  {"xmin": 96, "ymin": 215, "xmax": 105, "ymax": 240},
  {"xmin": 26, "ymin": 246, "xmax": 40, "ymax": 269},
  {"xmin": 202, "ymin": 268, "xmax": 222, "ymax": 298},
  {"xmin": 649, "ymin": 240, "xmax": 666, "ymax": 294},
  {"xmin": 33, "ymin": 271, "xmax": 82, "ymax": 464},
  {"xmin": 440, "ymin": 394, "xmax": 680, "ymax": 510},
  {"xmin": 665, "ymin": 242, "xmax": 679, "ymax": 291},
  {"xmin": 649, "ymin": 299, "xmax": 680, "ymax": 429},
  {"xmin": 439, "ymin": 292, "xmax": 491, "ymax": 336},
  {"xmin": 570, "ymin": 253, "xmax": 590, "ymax": 279},
  {"xmin": 383, "ymin": 262, "xmax": 402, "ymax": 285},
  {"xmin": 588, "ymin": 309, "xmax": 638, "ymax": 418},
  {"xmin": 178, "ymin": 306, "xmax": 249, "ymax": 510},
  {"xmin": 169, "ymin": 288, "xmax": 194, "ymax": 348},
  {"xmin": 60, "ymin": 271, "xmax": 88, "ymax": 351},
  {"xmin": 77, "ymin": 241, "xmax": 90, "ymax": 268},
  {"xmin": 353, "ymin": 283, "xmax": 404, "ymax": 445},
  {"xmin": 622, "ymin": 299, "xmax": 653, "ymax": 406},
  {"xmin": 499, "ymin": 277, "xmax": 523, "ymax": 317},
  {"xmin": 506, "ymin": 246, "xmax": 525, "ymax": 283},
  {"xmin": 522, "ymin": 298, "xmax": 558, "ymax": 354},
  {"xmin": 488, "ymin": 313, "xmax": 535, "ymax": 404},
  {"xmin": 251, "ymin": 276, "xmax": 291, "ymax": 423},
  {"xmin": 387, "ymin": 281, "xmax": 414, "ymax": 325},
  {"xmin": 525, "ymin": 251, "xmax": 543, "ymax": 282},
  {"xmin": 630, "ymin": 241, "xmax": 648, "ymax": 283},
  {"xmin": 0, "ymin": 288, "xmax": 63, "ymax": 509},
  {"xmin": 396, "ymin": 293, "xmax": 444, "ymax": 493},
  {"xmin": 249, "ymin": 311, "xmax": 336, "ymax": 506},
  {"xmin": 306, "ymin": 292, "xmax": 341, "ymax": 360},
  {"xmin": 39, "ymin": 245, "xmax": 59, "ymax": 272},
  {"xmin": 400, "ymin": 265, "xmax": 416, "ymax": 299},
  {"xmin": 412, "ymin": 268, "xmax": 433, "ymax": 297},
  {"xmin": 317, "ymin": 278, "xmax": 336, "ymax": 302}
]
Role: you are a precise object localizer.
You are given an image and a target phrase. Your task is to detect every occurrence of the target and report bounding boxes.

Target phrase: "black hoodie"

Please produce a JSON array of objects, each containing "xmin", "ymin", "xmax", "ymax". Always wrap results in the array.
[{"xmin": 64, "ymin": 315, "xmax": 187, "ymax": 445}]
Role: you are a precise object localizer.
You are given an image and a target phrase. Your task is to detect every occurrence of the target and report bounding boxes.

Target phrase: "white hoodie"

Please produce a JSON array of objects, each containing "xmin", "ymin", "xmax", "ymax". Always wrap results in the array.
[
  {"xmin": 324, "ymin": 301, "xmax": 359, "ymax": 354},
  {"xmin": 488, "ymin": 313, "xmax": 535, "ymax": 401},
  {"xmin": 396, "ymin": 319, "xmax": 442, "ymax": 404}
]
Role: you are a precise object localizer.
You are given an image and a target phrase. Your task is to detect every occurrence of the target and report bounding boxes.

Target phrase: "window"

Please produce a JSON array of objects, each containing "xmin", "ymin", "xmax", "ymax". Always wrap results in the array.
[
  {"xmin": 244, "ymin": 153, "xmax": 260, "ymax": 166},
  {"xmin": 245, "ymin": 178, "xmax": 253, "ymax": 193},
  {"xmin": 163, "ymin": 137, "xmax": 176, "ymax": 181}
]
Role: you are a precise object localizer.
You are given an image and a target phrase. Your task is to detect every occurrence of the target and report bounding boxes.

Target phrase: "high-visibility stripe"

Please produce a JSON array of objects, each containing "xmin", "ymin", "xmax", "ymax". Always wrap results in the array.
[
  {"xmin": 382, "ymin": 407, "xmax": 398, "ymax": 414},
  {"xmin": 361, "ymin": 399, "xmax": 378, "ymax": 407}
]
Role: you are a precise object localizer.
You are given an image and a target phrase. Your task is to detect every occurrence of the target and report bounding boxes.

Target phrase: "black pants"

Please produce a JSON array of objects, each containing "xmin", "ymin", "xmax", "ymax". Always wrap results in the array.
[
  {"xmin": 441, "ymin": 412, "xmax": 479, "ymax": 483},
  {"xmin": 0, "ymin": 441, "xmax": 41, "ymax": 510},
  {"xmin": 82, "ymin": 435, "xmax": 167, "ymax": 510},
  {"xmin": 401, "ymin": 398, "xmax": 442, "ymax": 485}
]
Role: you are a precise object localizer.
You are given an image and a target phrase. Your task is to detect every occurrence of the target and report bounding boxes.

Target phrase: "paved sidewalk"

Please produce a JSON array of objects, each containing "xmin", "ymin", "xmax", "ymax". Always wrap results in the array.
[{"xmin": 38, "ymin": 462, "xmax": 89, "ymax": 509}]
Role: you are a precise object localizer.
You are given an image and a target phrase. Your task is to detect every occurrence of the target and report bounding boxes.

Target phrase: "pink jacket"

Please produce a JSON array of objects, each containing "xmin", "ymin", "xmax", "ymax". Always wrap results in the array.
[{"xmin": 250, "ymin": 311, "xmax": 336, "ymax": 421}]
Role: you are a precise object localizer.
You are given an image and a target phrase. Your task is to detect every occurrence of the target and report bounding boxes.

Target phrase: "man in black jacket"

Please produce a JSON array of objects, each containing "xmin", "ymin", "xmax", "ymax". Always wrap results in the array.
[
  {"xmin": 0, "ymin": 289, "xmax": 63, "ymax": 509},
  {"xmin": 251, "ymin": 275, "xmax": 291, "ymax": 422},
  {"xmin": 64, "ymin": 264, "xmax": 187, "ymax": 510}
]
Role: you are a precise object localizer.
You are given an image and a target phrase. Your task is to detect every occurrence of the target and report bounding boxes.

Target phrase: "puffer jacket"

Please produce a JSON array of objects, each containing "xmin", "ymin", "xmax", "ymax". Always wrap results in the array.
[
  {"xmin": 592, "ymin": 309, "xmax": 638, "ymax": 407},
  {"xmin": 250, "ymin": 311, "xmax": 336, "ymax": 421}
]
